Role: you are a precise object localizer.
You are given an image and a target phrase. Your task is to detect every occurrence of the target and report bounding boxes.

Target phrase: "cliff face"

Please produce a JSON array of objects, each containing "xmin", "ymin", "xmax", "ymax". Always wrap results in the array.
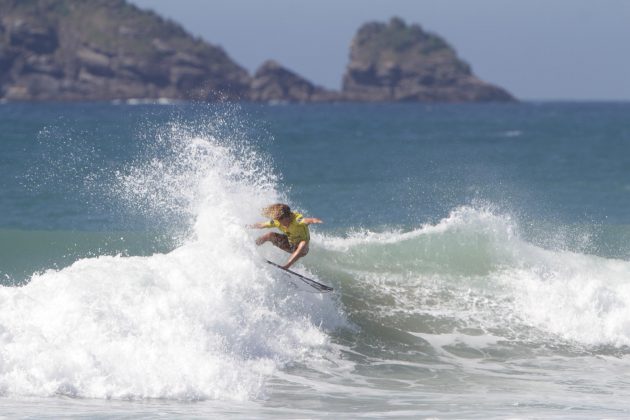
[
  {"xmin": 342, "ymin": 17, "xmax": 514, "ymax": 102},
  {"xmin": 0, "ymin": 0, "xmax": 250, "ymax": 101}
]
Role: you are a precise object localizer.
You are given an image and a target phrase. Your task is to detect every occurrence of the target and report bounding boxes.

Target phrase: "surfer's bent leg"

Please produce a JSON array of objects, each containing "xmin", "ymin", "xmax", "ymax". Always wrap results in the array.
[
  {"xmin": 283, "ymin": 240, "xmax": 309, "ymax": 269},
  {"xmin": 256, "ymin": 232, "xmax": 293, "ymax": 252}
]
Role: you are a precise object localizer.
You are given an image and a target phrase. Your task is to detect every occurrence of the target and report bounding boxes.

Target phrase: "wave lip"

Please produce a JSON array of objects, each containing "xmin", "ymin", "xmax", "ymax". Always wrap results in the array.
[{"xmin": 314, "ymin": 206, "xmax": 517, "ymax": 276}]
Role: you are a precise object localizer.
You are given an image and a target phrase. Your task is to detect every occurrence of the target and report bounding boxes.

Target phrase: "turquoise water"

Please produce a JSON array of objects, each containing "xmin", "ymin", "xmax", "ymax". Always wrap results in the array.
[{"xmin": 1, "ymin": 102, "xmax": 630, "ymax": 418}]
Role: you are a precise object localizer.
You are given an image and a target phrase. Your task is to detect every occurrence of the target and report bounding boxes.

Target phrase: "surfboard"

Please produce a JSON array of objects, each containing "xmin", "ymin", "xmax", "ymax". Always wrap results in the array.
[{"xmin": 265, "ymin": 260, "xmax": 334, "ymax": 293}]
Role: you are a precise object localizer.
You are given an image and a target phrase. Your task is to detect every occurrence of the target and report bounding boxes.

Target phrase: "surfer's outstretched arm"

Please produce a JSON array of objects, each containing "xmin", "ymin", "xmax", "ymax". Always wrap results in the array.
[
  {"xmin": 283, "ymin": 240, "xmax": 309, "ymax": 269},
  {"xmin": 248, "ymin": 222, "xmax": 270, "ymax": 229},
  {"xmin": 301, "ymin": 218, "xmax": 323, "ymax": 225}
]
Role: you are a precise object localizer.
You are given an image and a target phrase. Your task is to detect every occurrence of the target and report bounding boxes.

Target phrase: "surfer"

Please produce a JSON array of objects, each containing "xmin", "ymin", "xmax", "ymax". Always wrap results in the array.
[{"xmin": 249, "ymin": 203, "xmax": 322, "ymax": 269}]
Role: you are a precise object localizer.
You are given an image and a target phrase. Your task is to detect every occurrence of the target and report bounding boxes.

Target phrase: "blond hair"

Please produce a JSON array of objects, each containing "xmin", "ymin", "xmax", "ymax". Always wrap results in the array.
[{"xmin": 262, "ymin": 203, "xmax": 291, "ymax": 220}]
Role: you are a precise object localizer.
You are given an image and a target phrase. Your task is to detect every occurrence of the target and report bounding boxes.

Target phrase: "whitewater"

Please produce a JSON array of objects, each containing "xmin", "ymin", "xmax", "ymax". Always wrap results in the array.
[
  {"xmin": 2, "ymin": 102, "xmax": 630, "ymax": 418},
  {"xmin": 0, "ymin": 122, "xmax": 346, "ymax": 402}
]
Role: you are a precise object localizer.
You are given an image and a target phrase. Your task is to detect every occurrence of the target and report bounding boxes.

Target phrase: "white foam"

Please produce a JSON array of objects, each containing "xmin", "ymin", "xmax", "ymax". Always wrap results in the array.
[
  {"xmin": 0, "ymin": 119, "xmax": 346, "ymax": 400},
  {"xmin": 410, "ymin": 331, "xmax": 503, "ymax": 351},
  {"xmin": 496, "ymin": 243, "xmax": 630, "ymax": 347}
]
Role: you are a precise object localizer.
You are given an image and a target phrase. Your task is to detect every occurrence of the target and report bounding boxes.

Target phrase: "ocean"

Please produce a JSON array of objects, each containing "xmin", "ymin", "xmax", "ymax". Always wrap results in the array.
[{"xmin": 1, "ymin": 101, "xmax": 630, "ymax": 418}]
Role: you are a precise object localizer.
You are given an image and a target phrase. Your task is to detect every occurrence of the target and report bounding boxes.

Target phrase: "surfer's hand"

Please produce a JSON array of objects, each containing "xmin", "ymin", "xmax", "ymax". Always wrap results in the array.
[{"xmin": 303, "ymin": 218, "xmax": 323, "ymax": 224}]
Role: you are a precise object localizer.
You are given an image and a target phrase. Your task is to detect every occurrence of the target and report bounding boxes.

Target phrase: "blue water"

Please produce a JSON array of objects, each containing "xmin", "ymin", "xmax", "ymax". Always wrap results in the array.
[
  {"xmin": 5, "ymin": 102, "xmax": 630, "ymax": 227},
  {"xmin": 1, "ymin": 102, "xmax": 630, "ymax": 418}
]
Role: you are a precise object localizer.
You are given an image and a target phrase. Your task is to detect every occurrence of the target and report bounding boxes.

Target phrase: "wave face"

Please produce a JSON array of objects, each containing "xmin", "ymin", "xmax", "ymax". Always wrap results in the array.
[
  {"xmin": 0, "ymin": 117, "xmax": 344, "ymax": 400},
  {"xmin": 313, "ymin": 205, "xmax": 630, "ymax": 350}
]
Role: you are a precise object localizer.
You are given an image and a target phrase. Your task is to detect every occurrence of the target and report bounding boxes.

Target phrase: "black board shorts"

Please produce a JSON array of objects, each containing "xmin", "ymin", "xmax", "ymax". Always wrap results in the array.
[{"xmin": 271, "ymin": 233, "xmax": 307, "ymax": 254}]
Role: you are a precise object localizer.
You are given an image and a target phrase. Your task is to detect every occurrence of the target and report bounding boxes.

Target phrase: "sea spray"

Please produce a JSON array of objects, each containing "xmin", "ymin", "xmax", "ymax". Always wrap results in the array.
[
  {"xmin": 0, "ymin": 112, "xmax": 345, "ymax": 400},
  {"xmin": 110, "ymin": 107, "xmax": 279, "ymax": 237}
]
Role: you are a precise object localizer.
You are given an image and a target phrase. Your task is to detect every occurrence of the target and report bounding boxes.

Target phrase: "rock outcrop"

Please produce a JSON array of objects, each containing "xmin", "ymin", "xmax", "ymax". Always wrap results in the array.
[
  {"xmin": 341, "ymin": 17, "xmax": 514, "ymax": 102},
  {"xmin": 0, "ymin": 2, "xmax": 515, "ymax": 103},
  {"xmin": 249, "ymin": 60, "xmax": 339, "ymax": 103},
  {"xmin": 0, "ymin": 0, "xmax": 250, "ymax": 101}
]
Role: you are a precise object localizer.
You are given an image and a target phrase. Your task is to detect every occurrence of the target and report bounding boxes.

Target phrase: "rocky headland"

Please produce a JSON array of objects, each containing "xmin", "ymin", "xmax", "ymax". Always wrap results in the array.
[
  {"xmin": 0, "ymin": 0, "xmax": 250, "ymax": 101},
  {"xmin": 0, "ymin": 1, "xmax": 515, "ymax": 102}
]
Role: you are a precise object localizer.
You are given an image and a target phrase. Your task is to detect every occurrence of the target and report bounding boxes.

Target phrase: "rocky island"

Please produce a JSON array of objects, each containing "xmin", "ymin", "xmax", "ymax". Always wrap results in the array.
[
  {"xmin": 342, "ymin": 17, "xmax": 513, "ymax": 102},
  {"xmin": 0, "ymin": 0, "xmax": 515, "ymax": 102},
  {"xmin": 249, "ymin": 60, "xmax": 339, "ymax": 103}
]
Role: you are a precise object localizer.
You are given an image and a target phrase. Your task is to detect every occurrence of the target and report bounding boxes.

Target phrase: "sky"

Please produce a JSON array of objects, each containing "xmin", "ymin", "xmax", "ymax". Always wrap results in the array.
[{"xmin": 129, "ymin": 0, "xmax": 630, "ymax": 101}]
